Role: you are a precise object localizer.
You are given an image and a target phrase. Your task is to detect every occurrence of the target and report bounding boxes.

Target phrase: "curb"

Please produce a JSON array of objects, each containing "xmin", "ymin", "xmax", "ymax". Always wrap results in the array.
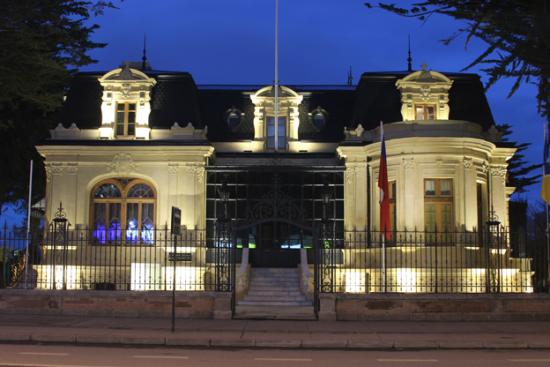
[{"xmin": 0, "ymin": 334, "xmax": 548, "ymax": 350}]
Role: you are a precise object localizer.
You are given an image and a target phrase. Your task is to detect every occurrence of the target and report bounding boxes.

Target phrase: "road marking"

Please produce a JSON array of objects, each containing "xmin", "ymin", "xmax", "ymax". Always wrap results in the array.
[
  {"xmin": 132, "ymin": 355, "xmax": 189, "ymax": 360},
  {"xmin": 0, "ymin": 363, "xmax": 118, "ymax": 367},
  {"xmin": 377, "ymin": 359, "xmax": 438, "ymax": 363},
  {"xmin": 254, "ymin": 358, "xmax": 313, "ymax": 362},
  {"xmin": 18, "ymin": 352, "xmax": 69, "ymax": 356},
  {"xmin": 508, "ymin": 359, "xmax": 550, "ymax": 363}
]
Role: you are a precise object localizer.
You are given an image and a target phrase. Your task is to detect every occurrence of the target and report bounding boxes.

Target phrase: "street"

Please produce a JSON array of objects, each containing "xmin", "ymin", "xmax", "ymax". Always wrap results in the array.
[{"xmin": 1, "ymin": 344, "xmax": 550, "ymax": 367}]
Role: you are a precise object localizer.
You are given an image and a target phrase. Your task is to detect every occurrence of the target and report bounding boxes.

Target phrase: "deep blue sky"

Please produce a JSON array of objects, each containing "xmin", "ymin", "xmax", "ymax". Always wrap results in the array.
[{"xmin": 1, "ymin": 0, "xmax": 545, "ymax": 226}]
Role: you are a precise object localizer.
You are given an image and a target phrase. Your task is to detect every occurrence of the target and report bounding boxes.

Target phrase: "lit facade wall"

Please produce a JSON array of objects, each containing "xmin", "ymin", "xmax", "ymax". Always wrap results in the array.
[
  {"xmin": 337, "ymin": 120, "xmax": 516, "ymax": 232},
  {"xmin": 36, "ymin": 145, "xmax": 214, "ymax": 230}
]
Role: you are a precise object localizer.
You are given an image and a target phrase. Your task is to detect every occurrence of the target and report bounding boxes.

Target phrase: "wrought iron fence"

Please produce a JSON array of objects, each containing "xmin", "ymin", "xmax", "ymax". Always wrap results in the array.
[
  {"xmin": 1, "ymin": 225, "xmax": 547, "ymax": 294},
  {"xmin": 0, "ymin": 226, "xmax": 234, "ymax": 292},
  {"xmin": 316, "ymin": 227, "xmax": 548, "ymax": 294}
]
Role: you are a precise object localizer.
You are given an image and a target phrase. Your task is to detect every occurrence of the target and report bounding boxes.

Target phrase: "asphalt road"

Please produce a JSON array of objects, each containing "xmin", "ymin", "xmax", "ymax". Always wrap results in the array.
[{"xmin": 1, "ymin": 344, "xmax": 550, "ymax": 367}]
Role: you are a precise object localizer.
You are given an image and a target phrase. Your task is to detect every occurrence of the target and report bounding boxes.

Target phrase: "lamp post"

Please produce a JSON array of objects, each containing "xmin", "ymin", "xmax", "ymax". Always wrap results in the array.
[
  {"xmin": 216, "ymin": 182, "xmax": 231, "ymax": 292},
  {"xmin": 52, "ymin": 203, "xmax": 69, "ymax": 290},
  {"xmin": 486, "ymin": 208, "xmax": 501, "ymax": 293}
]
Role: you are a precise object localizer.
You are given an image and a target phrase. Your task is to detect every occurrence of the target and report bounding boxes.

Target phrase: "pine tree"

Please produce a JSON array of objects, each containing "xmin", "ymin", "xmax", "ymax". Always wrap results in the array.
[
  {"xmin": 365, "ymin": 1, "xmax": 550, "ymax": 124},
  {"xmin": 497, "ymin": 124, "xmax": 542, "ymax": 194},
  {"xmin": 0, "ymin": 1, "xmax": 117, "ymax": 209}
]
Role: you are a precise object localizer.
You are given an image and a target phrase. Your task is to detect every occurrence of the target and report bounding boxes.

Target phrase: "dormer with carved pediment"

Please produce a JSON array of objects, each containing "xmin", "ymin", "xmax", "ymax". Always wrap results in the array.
[
  {"xmin": 98, "ymin": 63, "xmax": 157, "ymax": 140},
  {"xmin": 396, "ymin": 65, "xmax": 453, "ymax": 122}
]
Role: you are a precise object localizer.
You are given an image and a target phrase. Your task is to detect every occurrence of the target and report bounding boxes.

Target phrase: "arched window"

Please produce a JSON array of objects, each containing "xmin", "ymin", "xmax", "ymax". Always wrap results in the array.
[{"xmin": 91, "ymin": 179, "xmax": 156, "ymax": 245}]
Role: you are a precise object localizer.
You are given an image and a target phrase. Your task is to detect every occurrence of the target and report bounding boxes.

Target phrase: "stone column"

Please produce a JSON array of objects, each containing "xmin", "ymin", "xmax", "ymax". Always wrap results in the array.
[
  {"xmin": 462, "ymin": 158, "xmax": 478, "ymax": 231},
  {"xmin": 489, "ymin": 165, "xmax": 508, "ymax": 228},
  {"xmin": 338, "ymin": 147, "xmax": 369, "ymax": 232}
]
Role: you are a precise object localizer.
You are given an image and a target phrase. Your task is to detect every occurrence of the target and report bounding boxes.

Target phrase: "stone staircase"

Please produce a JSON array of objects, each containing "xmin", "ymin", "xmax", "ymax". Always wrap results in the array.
[{"xmin": 235, "ymin": 268, "xmax": 314, "ymax": 320}]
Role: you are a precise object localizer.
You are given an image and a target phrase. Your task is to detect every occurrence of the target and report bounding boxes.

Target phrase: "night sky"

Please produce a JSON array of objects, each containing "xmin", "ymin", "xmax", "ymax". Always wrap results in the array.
[{"xmin": 1, "ymin": 0, "xmax": 545, "ymax": 226}]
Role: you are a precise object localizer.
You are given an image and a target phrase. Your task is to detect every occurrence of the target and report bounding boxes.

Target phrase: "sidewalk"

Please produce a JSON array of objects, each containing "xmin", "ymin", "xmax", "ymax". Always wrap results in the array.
[{"xmin": 0, "ymin": 313, "xmax": 549, "ymax": 350}]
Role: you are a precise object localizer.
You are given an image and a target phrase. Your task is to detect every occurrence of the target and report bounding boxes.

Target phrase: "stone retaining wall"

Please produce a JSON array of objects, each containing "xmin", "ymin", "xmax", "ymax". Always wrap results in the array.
[
  {"xmin": 321, "ymin": 293, "xmax": 550, "ymax": 321},
  {"xmin": 0, "ymin": 290, "xmax": 231, "ymax": 319}
]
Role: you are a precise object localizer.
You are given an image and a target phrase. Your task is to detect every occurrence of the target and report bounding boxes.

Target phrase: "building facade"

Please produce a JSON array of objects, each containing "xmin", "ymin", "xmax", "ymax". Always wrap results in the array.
[{"xmin": 35, "ymin": 63, "xmax": 531, "ymax": 295}]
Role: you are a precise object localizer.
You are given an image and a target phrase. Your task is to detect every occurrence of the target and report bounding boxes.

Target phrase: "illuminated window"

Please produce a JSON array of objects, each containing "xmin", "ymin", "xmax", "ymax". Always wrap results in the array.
[
  {"xmin": 424, "ymin": 179, "xmax": 453, "ymax": 232},
  {"xmin": 266, "ymin": 116, "xmax": 286, "ymax": 150},
  {"xmin": 91, "ymin": 179, "xmax": 156, "ymax": 245},
  {"xmin": 415, "ymin": 104, "xmax": 436, "ymax": 120},
  {"xmin": 115, "ymin": 102, "xmax": 137, "ymax": 137}
]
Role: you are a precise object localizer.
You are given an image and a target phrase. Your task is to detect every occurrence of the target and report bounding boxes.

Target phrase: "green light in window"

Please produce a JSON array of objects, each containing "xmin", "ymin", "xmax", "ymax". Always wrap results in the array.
[{"xmin": 249, "ymin": 242, "xmax": 256, "ymax": 249}]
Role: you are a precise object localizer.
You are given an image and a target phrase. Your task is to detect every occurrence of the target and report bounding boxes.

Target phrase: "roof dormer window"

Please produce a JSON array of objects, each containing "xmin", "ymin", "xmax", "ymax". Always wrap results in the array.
[
  {"xmin": 250, "ymin": 85, "xmax": 303, "ymax": 152},
  {"xmin": 415, "ymin": 104, "xmax": 436, "ymax": 121},
  {"xmin": 116, "ymin": 102, "xmax": 137, "ymax": 137},
  {"xmin": 396, "ymin": 65, "xmax": 453, "ymax": 122},
  {"xmin": 98, "ymin": 64, "xmax": 156, "ymax": 140}
]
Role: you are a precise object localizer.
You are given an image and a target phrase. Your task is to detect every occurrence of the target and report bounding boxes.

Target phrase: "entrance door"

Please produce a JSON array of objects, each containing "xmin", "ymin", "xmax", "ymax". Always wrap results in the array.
[{"xmin": 250, "ymin": 220, "xmax": 304, "ymax": 268}]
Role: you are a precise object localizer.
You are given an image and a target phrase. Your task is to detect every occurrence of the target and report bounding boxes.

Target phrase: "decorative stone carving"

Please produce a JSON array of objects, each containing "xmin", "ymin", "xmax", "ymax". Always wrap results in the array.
[
  {"xmin": 463, "ymin": 157, "xmax": 474, "ymax": 169},
  {"xmin": 490, "ymin": 166, "xmax": 507, "ymax": 178},
  {"xmin": 167, "ymin": 163, "xmax": 179, "ymax": 174},
  {"xmin": 50, "ymin": 123, "xmax": 82, "ymax": 140},
  {"xmin": 107, "ymin": 153, "xmax": 136, "ymax": 174},
  {"xmin": 345, "ymin": 166, "xmax": 356, "ymax": 185},
  {"xmin": 344, "ymin": 124, "xmax": 365, "ymax": 140},
  {"xmin": 396, "ymin": 66, "xmax": 453, "ymax": 121},
  {"xmin": 402, "ymin": 157, "xmax": 415, "ymax": 170}
]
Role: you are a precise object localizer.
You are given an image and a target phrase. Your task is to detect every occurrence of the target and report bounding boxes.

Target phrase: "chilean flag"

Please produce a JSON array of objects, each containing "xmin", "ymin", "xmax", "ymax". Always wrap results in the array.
[{"xmin": 378, "ymin": 121, "xmax": 391, "ymax": 240}]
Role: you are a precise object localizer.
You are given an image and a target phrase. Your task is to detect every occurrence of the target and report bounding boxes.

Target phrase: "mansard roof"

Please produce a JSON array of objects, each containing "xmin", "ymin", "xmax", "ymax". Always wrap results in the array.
[
  {"xmin": 352, "ymin": 71, "xmax": 495, "ymax": 130},
  {"xmin": 56, "ymin": 68, "xmax": 495, "ymax": 143},
  {"xmin": 57, "ymin": 70, "xmax": 201, "ymax": 130}
]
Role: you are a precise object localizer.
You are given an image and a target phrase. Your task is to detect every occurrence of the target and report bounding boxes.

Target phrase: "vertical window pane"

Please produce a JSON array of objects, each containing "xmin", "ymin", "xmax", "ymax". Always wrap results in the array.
[
  {"xmin": 93, "ymin": 203, "xmax": 107, "ymax": 244},
  {"xmin": 440, "ymin": 180, "xmax": 451, "ymax": 195},
  {"xmin": 141, "ymin": 203, "xmax": 155, "ymax": 244},
  {"xmin": 128, "ymin": 103, "xmax": 136, "ymax": 111},
  {"xmin": 441, "ymin": 203, "xmax": 453, "ymax": 230},
  {"xmin": 427, "ymin": 106, "xmax": 435, "ymax": 120},
  {"xmin": 425, "ymin": 203, "xmax": 436, "ymax": 232},
  {"xmin": 425, "ymin": 180, "xmax": 436, "ymax": 195},
  {"xmin": 416, "ymin": 106, "xmax": 425, "ymax": 120},
  {"xmin": 128, "ymin": 111, "xmax": 136, "ymax": 123},
  {"xmin": 126, "ymin": 203, "xmax": 139, "ymax": 243},
  {"xmin": 109, "ymin": 203, "xmax": 121, "ymax": 241}
]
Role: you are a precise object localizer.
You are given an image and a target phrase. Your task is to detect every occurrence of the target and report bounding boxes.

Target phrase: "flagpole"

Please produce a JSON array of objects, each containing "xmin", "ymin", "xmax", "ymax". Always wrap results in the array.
[
  {"xmin": 274, "ymin": 0, "xmax": 279, "ymax": 152},
  {"xmin": 25, "ymin": 160, "xmax": 33, "ymax": 289},
  {"xmin": 545, "ymin": 123, "xmax": 550, "ymax": 291},
  {"xmin": 380, "ymin": 122, "xmax": 386, "ymax": 291}
]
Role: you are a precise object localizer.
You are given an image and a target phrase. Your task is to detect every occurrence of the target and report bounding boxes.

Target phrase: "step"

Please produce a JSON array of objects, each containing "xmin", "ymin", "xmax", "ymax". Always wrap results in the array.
[
  {"xmin": 234, "ymin": 305, "xmax": 316, "ymax": 320},
  {"xmin": 243, "ymin": 294, "xmax": 308, "ymax": 300},
  {"xmin": 246, "ymin": 290, "xmax": 305, "ymax": 295},
  {"xmin": 238, "ymin": 300, "xmax": 312, "ymax": 307},
  {"xmin": 245, "ymin": 296, "xmax": 311, "ymax": 304}
]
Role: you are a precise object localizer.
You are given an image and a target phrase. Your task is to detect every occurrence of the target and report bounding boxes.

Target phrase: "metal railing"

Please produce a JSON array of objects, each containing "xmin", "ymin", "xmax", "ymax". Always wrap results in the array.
[
  {"xmin": 316, "ymin": 227, "xmax": 548, "ymax": 294},
  {"xmin": 0, "ymin": 226, "xmax": 234, "ymax": 292}
]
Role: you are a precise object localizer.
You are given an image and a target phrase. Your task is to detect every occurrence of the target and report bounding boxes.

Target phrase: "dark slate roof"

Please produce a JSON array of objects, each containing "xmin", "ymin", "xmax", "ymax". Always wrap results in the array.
[
  {"xmin": 352, "ymin": 71, "xmax": 495, "ymax": 130},
  {"xmin": 198, "ymin": 85, "xmax": 355, "ymax": 142},
  {"xmin": 56, "ymin": 69, "xmax": 495, "ymax": 143},
  {"xmin": 57, "ymin": 70, "xmax": 201, "ymax": 129}
]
